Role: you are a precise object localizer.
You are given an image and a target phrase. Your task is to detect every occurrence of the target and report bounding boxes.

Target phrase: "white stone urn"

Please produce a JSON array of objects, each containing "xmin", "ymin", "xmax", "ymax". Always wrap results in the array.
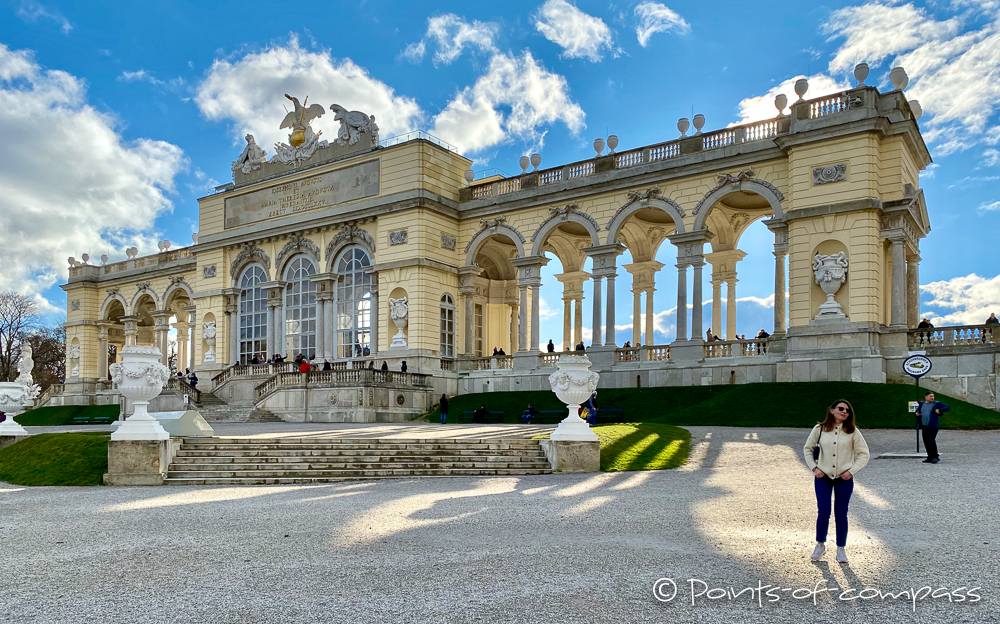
[
  {"xmin": 109, "ymin": 345, "xmax": 171, "ymax": 441},
  {"xmin": 69, "ymin": 343, "xmax": 80, "ymax": 378},
  {"xmin": 202, "ymin": 321, "xmax": 216, "ymax": 364},
  {"xmin": 389, "ymin": 297, "xmax": 408, "ymax": 349},
  {"xmin": 813, "ymin": 252, "xmax": 849, "ymax": 318},
  {"xmin": 547, "ymin": 354, "xmax": 599, "ymax": 441},
  {"xmin": 0, "ymin": 383, "xmax": 32, "ymax": 435}
]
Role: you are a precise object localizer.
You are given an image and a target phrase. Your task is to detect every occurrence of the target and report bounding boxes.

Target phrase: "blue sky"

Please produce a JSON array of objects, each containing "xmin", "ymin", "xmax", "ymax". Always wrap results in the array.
[{"xmin": 1, "ymin": 0, "xmax": 998, "ymax": 345}]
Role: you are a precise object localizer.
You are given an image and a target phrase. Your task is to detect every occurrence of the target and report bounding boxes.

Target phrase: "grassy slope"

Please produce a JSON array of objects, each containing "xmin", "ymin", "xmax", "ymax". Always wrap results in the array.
[
  {"xmin": 536, "ymin": 423, "xmax": 691, "ymax": 471},
  {"xmin": 434, "ymin": 382, "xmax": 1000, "ymax": 429},
  {"xmin": 14, "ymin": 404, "xmax": 119, "ymax": 426},
  {"xmin": 0, "ymin": 432, "xmax": 110, "ymax": 486}
]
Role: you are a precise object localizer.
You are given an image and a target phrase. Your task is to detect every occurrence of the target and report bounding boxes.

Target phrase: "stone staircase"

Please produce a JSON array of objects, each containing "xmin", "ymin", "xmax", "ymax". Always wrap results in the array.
[{"xmin": 164, "ymin": 437, "xmax": 553, "ymax": 485}]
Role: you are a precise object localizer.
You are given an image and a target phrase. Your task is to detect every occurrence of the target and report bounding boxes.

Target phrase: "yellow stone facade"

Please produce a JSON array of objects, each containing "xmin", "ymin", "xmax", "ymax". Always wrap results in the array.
[{"xmin": 60, "ymin": 84, "xmax": 934, "ymax": 405}]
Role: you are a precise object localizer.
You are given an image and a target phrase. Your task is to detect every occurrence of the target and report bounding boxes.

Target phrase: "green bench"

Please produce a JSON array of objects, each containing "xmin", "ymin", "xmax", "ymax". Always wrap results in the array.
[
  {"xmin": 525, "ymin": 410, "xmax": 564, "ymax": 424},
  {"xmin": 71, "ymin": 415, "xmax": 114, "ymax": 424},
  {"xmin": 458, "ymin": 410, "xmax": 504, "ymax": 424}
]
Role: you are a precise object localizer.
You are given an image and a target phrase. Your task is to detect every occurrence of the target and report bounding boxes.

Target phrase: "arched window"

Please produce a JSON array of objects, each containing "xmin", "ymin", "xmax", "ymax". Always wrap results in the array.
[
  {"xmin": 336, "ymin": 247, "xmax": 372, "ymax": 358},
  {"xmin": 440, "ymin": 293, "xmax": 455, "ymax": 358},
  {"xmin": 238, "ymin": 265, "xmax": 267, "ymax": 364},
  {"xmin": 284, "ymin": 256, "xmax": 317, "ymax": 360}
]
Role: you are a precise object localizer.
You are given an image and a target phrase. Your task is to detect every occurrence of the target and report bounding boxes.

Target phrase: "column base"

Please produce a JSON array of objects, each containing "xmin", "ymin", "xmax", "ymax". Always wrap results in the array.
[
  {"xmin": 103, "ymin": 438, "xmax": 181, "ymax": 486},
  {"xmin": 539, "ymin": 439, "xmax": 600, "ymax": 472},
  {"xmin": 668, "ymin": 340, "xmax": 705, "ymax": 362}
]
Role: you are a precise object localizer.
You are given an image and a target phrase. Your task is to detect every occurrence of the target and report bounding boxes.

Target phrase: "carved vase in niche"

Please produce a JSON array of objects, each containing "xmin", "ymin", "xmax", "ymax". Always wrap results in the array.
[
  {"xmin": 389, "ymin": 298, "xmax": 408, "ymax": 349},
  {"xmin": 69, "ymin": 343, "xmax": 81, "ymax": 378},
  {"xmin": 813, "ymin": 252, "xmax": 849, "ymax": 318},
  {"xmin": 202, "ymin": 321, "xmax": 217, "ymax": 363}
]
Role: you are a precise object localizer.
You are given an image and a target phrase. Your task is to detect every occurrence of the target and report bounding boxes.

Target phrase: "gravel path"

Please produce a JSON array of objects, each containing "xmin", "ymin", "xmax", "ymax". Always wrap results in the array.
[{"xmin": 1, "ymin": 426, "xmax": 997, "ymax": 623}]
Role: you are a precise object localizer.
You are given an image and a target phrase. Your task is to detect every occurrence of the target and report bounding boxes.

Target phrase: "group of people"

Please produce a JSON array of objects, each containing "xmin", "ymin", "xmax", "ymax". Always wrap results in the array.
[
  {"xmin": 175, "ymin": 368, "xmax": 198, "ymax": 389},
  {"xmin": 241, "ymin": 354, "xmax": 407, "ymax": 373},
  {"xmin": 802, "ymin": 391, "xmax": 949, "ymax": 563}
]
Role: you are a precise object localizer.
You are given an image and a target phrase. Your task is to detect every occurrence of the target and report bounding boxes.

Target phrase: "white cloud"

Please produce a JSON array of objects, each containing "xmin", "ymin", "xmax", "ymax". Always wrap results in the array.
[
  {"xmin": 977, "ymin": 200, "xmax": 1000, "ymax": 212},
  {"xmin": 634, "ymin": 1, "xmax": 690, "ymax": 48},
  {"xmin": 538, "ymin": 297, "xmax": 559, "ymax": 320},
  {"xmin": 733, "ymin": 73, "xmax": 851, "ymax": 125},
  {"xmin": 431, "ymin": 50, "xmax": 586, "ymax": 153},
  {"xmin": 402, "ymin": 14, "xmax": 499, "ymax": 66},
  {"xmin": 534, "ymin": 0, "xmax": 614, "ymax": 62},
  {"xmin": 983, "ymin": 148, "xmax": 1000, "ymax": 166},
  {"xmin": 823, "ymin": 1, "xmax": 1000, "ymax": 155},
  {"xmin": 921, "ymin": 273, "xmax": 1000, "ymax": 325},
  {"xmin": 0, "ymin": 43, "xmax": 185, "ymax": 300},
  {"xmin": 17, "ymin": 0, "xmax": 72, "ymax": 34},
  {"xmin": 196, "ymin": 36, "xmax": 423, "ymax": 149}
]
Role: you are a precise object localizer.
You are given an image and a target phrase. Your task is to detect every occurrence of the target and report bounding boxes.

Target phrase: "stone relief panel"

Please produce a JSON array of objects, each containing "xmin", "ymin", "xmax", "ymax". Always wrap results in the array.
[
  {"xmin": 203, "ymin": 265, "xmax": 217, "ymax": 278},
  {"xmin": 441, "ymin": 234, "xmax": 456, "ymax": 250},
  {"xmin": 813, "ymin": 163, "xmax": 847, "ymax": 185},
  {"xmin": 70, "ymin": 300, "xmax": 80, "ymax": 311},
  {"xmin": 389, "ymin": 230, "xmax": 408, "ymax": 246}
]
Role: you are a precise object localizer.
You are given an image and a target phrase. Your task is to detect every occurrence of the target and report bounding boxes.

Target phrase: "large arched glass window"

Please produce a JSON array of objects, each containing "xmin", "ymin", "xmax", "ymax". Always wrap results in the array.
[
  {"xmin": 336, "ymin": 247, "xmax": 372, "ymax": 358},
  {"xmin": 284, "ymin": 256, "xmax": 317, "ymax": 360},
  {"xmin": 238, "ymin": 265, "xmax": 267, "ymax": 364},
  {"xmin": 440, "ymin": 293, "xmax": 455, "ymax": 358}
]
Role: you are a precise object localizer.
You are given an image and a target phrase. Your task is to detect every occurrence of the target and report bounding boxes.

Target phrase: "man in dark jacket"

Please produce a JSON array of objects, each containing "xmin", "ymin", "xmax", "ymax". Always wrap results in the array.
[
  {"xmin": 473, "ymin": 405, "xmax": 488, "ymax": 423},
  {"xmin": 917, "ymin": 391, "xmax": 950, "ymax": 463},
  {"xmin": 439, "ymin": 394, "xmax": 449, "ymax": 425}
]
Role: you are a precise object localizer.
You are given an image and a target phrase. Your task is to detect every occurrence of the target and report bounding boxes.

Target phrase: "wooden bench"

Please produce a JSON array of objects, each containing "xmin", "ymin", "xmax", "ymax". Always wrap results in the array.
[
  {"xmin": 457, "ymin": 410, "xmax": 504, "ymax": 424},
  {"xmin": 594, "ymin": 408, "xmax": 624, "ymax": 424},
  {"xmin": 524, "ymin": 410, "xmax": 564, "ymax": 424},
  {"xmin": 71, "ymin": 415, "xmax": 114, "ymax": 424}
]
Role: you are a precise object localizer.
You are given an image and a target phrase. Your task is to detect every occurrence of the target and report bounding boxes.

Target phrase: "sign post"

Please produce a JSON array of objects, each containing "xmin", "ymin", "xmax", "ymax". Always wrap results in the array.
[{"xmin": 903, "ymin": 355, "xmax": 933, "ymax": 453}]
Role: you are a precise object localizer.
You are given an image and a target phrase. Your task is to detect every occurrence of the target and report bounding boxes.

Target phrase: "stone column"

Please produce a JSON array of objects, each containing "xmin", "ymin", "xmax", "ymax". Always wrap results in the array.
[
  {"xmin": 368, "ymin": 272, "xmax": 378, "ymax": 357},
  {"xmin": 509, "ymin": 304, "xmax": 518, "ymax": 354},
  {"xmin": 462, "ymin": 290, "xmax": 475, "ymax": 356},
  {"xmin": 591, "ymin": 276, "xmax": 602, "ymax": 347},
  {"xmin": 174, "ymin": 322, "xmax": 189, "ymax": 373},
  {"xmin": 726, "ymin": 279, "xmax": 738, "ymax": 340},
  {"xmin": 327, "ymin": 284, "xmax": 337, "ymax": 359},
  {"xmin": 121, "ymin": 316, "xmax": 138, "ymax": 348},
  {"xmin": 184, "ymin": 306, "xmax": 196, "ymax": 371},
  {"xmin": 645, "ymin": 288, "xmax": 655, "ymax": 345},
  {"xmin": 907, "ymin": 255, "xmax": 920, "ymax": 329},
  {"xmin": 773, "ymin": 250, "xmax": 787, "ymax": 335},
  {"xmin": 518, "ymin": 285, "xmax": 528, "ymax": 352},
  {"xmin": 691, "ymin": 260, "xmax": 705, "ymax": 343},
  {"xmin": 97, "ymin": 323, "xmax": 111, "ymax": 380},
  {"xmin": 562, "ymin": 296, "xmax": 572, "ymax": 351},
  {"xmin": 152, "ymin": 311, "xmax": 172, "ymax": 366},
  {"xmin": 605, "ymin": 275, "xmax": 617, "ymax": 347},
  {"xmin": 531, "ymin": 285, "xmax": 541, "ymax": 352},
  {"xmin": 711, "ymin": 279, "xmax": 723, "ymax": 340},
  {"xmin": 632, "ymin": 290, "xmax": 641, "ymax": 346},
  {"xmin": 315, "ymin": 298, "xmax": 326, "ymax": 360},
  {"xmin": 675, "ymin": 265, "xmax": 687, "ymax": 342},
  {"xmin": 265, "ymin": 305, "xmax": 274, "ymax": 357},
  {"xmin": 574, "ymin": 298, "xmax": 583, "ymax": 349},
  {"xmin": 890, "ymin": 238, "xmax": 907, "ymax": 328}
]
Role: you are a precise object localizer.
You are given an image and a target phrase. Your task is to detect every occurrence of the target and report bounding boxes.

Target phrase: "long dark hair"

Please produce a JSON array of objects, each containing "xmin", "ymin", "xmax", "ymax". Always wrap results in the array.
[{"xmin": 820, "ymin": 399, "xmax": 856, "ymax": 433}]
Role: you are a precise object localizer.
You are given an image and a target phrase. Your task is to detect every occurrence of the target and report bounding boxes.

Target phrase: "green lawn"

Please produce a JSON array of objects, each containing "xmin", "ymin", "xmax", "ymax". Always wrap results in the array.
[
  {"xmin": 0, "ymin": 432, "xmax": 110, "ymax": 486},
  {"xmin": 431, "ymin": 382, "xmax": 1000, "ymax": 429},
  {"xmin": 14, "ymin": 404, "xmax": 120, "ymax": 426},
  {"xmin": 535, "ymin": 423, "xmax": 691, "ymax": 471}
]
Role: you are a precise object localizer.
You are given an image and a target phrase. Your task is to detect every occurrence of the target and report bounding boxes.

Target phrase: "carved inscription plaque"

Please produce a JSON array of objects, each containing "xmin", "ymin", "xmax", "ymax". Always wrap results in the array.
[{"xmin": 225, "ymin": 160, "xmax": 379, "ymax": 228}]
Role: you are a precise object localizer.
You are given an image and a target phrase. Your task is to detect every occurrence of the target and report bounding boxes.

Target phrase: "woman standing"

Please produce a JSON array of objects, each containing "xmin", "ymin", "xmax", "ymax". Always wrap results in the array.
[{"xmin": 803, "ymin": 399, "xmax": 870, "ymax": 563}]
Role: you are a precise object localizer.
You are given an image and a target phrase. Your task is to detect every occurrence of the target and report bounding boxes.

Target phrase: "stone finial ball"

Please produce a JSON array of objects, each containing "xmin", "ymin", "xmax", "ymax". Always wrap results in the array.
[{"xmin": 854, "ymin": 62, "xmax": 869, "ymax": 86}]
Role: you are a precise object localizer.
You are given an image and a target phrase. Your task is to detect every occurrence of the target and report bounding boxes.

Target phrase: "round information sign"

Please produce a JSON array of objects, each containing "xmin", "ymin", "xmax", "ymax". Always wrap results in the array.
[{"xmin": 903, "ymin": 354, "xmax": 932, "ymax": 378}]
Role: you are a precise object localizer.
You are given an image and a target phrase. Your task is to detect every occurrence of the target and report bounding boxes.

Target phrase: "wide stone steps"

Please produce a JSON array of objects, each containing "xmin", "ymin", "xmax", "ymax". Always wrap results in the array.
[{"xmin": 164, "ymin": 437, "xmax": 552, "ymax": 485}]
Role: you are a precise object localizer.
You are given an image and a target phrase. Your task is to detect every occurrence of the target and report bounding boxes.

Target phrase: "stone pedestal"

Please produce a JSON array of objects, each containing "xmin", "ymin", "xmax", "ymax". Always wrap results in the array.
[
  {"xmin": 667, "ymin": 341, "xmax": 705, "ymax": 363},
  {"xmin": 540, "ymin": 439, "xmax": 600, "ymax": 473},
  {"xmin": 103, "ymin": 438, "xmax": 181, "ymax": 485},
  {"xmin": 0, "ymin": 435, "xmax": 29, "ymax": 451}
]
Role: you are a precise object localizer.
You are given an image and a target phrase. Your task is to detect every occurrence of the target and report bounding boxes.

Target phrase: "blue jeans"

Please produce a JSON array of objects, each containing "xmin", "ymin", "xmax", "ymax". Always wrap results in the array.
[
  {"xmin": 814, "ymin": 476, "xmax": 854, "ymax": 547},
  {"xmin": 440, "ymin": 411, "xmax": 447, "ymax": 424}
]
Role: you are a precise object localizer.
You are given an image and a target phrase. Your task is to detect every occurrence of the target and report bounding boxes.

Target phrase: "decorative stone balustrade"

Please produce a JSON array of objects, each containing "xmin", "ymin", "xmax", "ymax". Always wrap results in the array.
[
  {"xmin": 703, "ymin": 339, "xmax": 772, "ymax": 358},
  {"xmin": 539, "ymin": 353, "xmax": 560, "ymax": 367},
  {"xmin": 69, "ymin": 248, "xmax": 194, "ymax": 278},
  {"xmin": 254, "ymin": 368, "xmax": 431, "ymax": 401},
  {"xmin": 613, "ymin": 345, "xmax": 671, "ymax": 363},
  {"xmin": 908, "ymin": 324, "xmax": 998, "ymax": 349}
]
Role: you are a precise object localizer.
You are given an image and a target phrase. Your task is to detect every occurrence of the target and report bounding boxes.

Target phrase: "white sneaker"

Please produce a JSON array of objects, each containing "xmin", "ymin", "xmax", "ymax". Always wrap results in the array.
[
  {"xmin": 810, "ymin": 543, "xmax": 826, "ymax": 560},
  {"xmin": 836, "ymin": 547, "xmax": 848, "ymax": 563}
]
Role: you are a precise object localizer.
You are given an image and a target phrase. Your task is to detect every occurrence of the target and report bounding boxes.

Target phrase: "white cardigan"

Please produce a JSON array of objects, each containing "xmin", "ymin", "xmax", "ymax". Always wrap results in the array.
[{"xmin": 803, "ymin": 423, "xmax": 870, "ymax": 478}]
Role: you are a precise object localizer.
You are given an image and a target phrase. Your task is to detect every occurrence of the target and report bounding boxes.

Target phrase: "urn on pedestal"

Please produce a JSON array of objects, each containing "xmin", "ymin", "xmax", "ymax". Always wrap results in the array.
[
  {"xmin": 202, "ymin": 321, "xmax": 216, "ymax": 364},
  {"xmin": 547, "ymin": 354, "xmax": 599, "ymax": 441},
  {"xmin": 109, "ymin": 345, "xmax": 171, "ymax": 441},
  {"xmin": 389, "ymin": 297, "xmax": 408, "ymax": 349},
  {"xmin": 813, "ymin": 252, "xmax": 849, "ymax": 318}
]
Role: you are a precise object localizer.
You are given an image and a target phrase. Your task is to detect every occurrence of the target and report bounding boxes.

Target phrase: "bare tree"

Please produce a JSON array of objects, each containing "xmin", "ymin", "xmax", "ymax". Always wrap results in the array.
[
  {"xmin": 0, "ymin": 291, "xmax": 39, "ymax": 382},
  {"xmin": 24, "ymin": 325, "xmax": 65, "ymax": 391}
]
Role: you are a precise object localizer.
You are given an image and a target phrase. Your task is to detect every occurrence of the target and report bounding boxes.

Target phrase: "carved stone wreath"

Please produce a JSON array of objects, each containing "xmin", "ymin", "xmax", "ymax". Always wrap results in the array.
[
  {"xmin": 395, "ymin": 393, "xmax": 406, "ymax": 406},
  {"xmin": 389, "ymin": 230, "xmax": 408, "ymax": 245},
  {"xmin": 276, "ymin": 235, "xmax": 321, "ymax": 272},
  {"xmin": 230, "ymin": 243, "xmax": 271, "ymax": 276},
  {"xmin": 327, "ymin": 223, "xmax": 375, "ymax": 258},
  {"xmin": 812, "ymin": 163, "xmax": 847, "ymax": 185},
  {"xmin": 692, "ymin": 168, "xmax": 785, "ymax": 216},
  {"xmin": 328, "ymin": 392, "xmax": 339, "ymax": 406},
  {"xmin": 605, "ymin": 188, "xmax": 685, "ymax": 231},
  {"xmin": 441, "ymin": 234, "xmax": 456, "ymax": 250},
  {"xmin": 530, "ymin": 203, "xmax": 599, "ymax": 242}
]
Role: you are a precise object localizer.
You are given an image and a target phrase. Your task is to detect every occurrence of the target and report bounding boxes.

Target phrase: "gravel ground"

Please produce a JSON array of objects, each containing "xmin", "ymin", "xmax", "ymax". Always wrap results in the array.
[{"xmin": 1, "ymin": 425, "xmax": 997, "ymax": 624}]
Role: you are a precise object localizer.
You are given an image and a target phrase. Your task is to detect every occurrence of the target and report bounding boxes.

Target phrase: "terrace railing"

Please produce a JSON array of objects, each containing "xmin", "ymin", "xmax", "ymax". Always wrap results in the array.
[{"xmin": 908, "ymin": 324, "xmax": 998, "ymax": 349}]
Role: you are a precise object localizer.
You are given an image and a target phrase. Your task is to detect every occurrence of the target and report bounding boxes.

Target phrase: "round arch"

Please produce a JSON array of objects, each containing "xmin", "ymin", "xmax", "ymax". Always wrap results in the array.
[
  {"xmin": 530, "ymin": 212, "xmax": 600, "ymax": 257},
  {"xmin": 100, "ymin": 292, "xmax": 129, "ymax": 319},
  {"xmin": 162, "ymin": 279, "xmax": 194, "ymax": 307},
  {"xmin": 276, "ymin": 239, "xmax": 321, "ymax": 279},
  {"xmin": 605, "ymin": 197, "xmax": 686, "ymax": 246},
  {"xmin": 326, "ymin": 238, "xmax": 375, "ymax": 272},
  {"xmin": 693, "ymin": 179, "xmax": 785, "ymax": 231},
  {"xmin": 464, "ymin": 225, "xmax": 526, "ymax": 267},
  {"xmin": 130, "ymin": 286, "xmax": 159, "ymax": 312}
]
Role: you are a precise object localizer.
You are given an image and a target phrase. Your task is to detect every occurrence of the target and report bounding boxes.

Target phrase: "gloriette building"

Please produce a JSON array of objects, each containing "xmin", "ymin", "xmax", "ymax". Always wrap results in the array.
[{"xmin": 52, "ymin": 74, "xmax": 1000, "ymax": 420}]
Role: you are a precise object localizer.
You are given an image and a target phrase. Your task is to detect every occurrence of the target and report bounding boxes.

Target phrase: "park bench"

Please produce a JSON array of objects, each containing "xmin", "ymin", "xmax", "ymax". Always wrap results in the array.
[
  {"xmin": 525, "ymin": 410, "xmax": 564, "ymax": 424},
  {"xmin": 72, "ymin": 415, "xmax": 114, "ymax": 424},
  {"xmin": 594, "ymin": 408, "xmax": 625, "ymax": 424},
  {"xmin": 457, "ymin": 410, "xmax": 504, "ymax": 424}
]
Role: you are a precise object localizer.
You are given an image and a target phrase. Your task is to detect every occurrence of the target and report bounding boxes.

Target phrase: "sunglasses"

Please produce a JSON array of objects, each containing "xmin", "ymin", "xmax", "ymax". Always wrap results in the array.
[{"xmin": 834, "ymin": 406, "xmax": 851, "ymax": 413}]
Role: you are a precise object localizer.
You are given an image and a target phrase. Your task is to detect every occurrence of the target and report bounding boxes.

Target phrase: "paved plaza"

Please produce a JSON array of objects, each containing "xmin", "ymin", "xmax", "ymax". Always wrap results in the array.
[{"xmin": 2, "ymin": 425, "xmax": 997, "ymax": 623}]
